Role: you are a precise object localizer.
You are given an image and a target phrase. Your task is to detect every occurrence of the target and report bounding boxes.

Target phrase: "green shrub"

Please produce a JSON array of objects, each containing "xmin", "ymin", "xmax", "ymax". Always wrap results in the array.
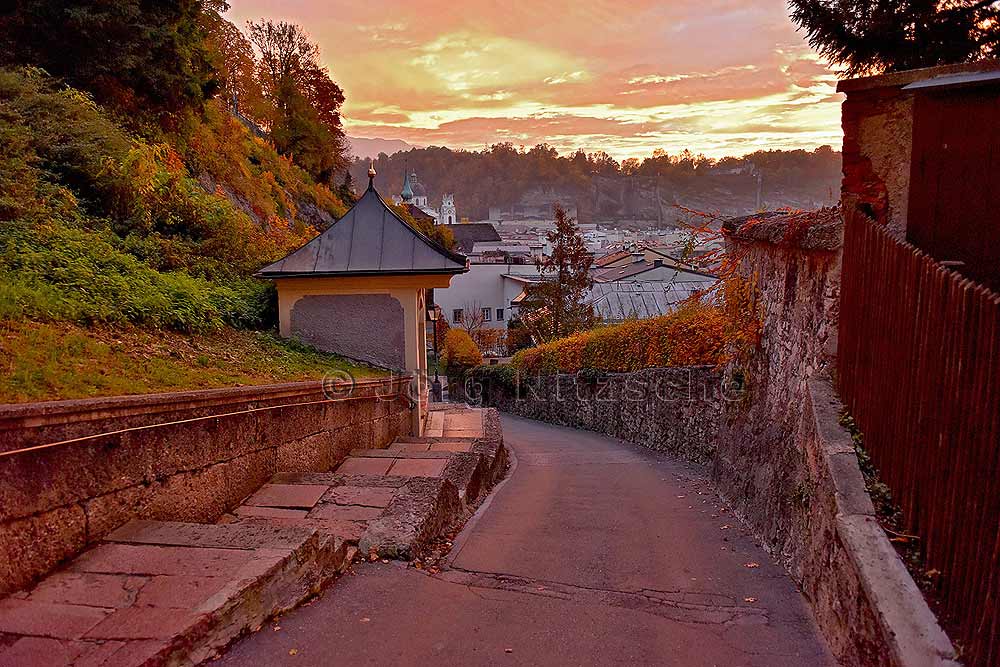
[
  {"xmin": 0, "ymin": 67, "xmax": 346, "ymax": 333},
  {"xmin": 469, "ymin": 363, "xmax": 519, "ymax": 393},
  {"xmin": 0, "ymin": 222, "xmax": 271, "ymax": 331}
]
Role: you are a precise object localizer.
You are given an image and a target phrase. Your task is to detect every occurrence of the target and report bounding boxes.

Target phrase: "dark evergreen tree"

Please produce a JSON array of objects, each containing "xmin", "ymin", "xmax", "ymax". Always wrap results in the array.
[
  {"xmin": 337, "ymin": 170, "xmax": 357, "ymax": 205},
  {"xmin": 788, "ymin": 0, "xmax": 1000, "ymax": 76},
  {"xmin": 0, "ymin": 0, "xmax": 218, "ymax": 112},
  {"xmin": 522, "ymin": 205, "xmax": 597, "ymax": 342}
]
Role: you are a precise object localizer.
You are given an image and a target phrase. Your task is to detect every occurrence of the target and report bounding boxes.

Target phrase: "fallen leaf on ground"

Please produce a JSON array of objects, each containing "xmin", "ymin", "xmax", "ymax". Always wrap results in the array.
[{"xmin": 289, "ymin": 648, "xmax": 298, "ymax": 656}]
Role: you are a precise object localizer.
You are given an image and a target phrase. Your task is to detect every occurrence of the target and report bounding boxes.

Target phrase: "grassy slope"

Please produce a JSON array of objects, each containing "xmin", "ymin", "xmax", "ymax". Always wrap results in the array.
[
  {"xmin": 0, "ymin": 68, "xmax": 382, "ymax": 403},
  {"xmin": 0, "ymin": 320, "xmax": 383, "ymax": 404}
]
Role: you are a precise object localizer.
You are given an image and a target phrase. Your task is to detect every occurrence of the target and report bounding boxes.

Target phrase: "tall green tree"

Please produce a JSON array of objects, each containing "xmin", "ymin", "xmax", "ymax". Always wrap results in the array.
[
  {"xmin": 523, "ymin": 204, "xmax": 597, "ymax": 342},
  {"xmin": 789, "ymin": 0, "xmax": 1000, "ymax": 76},
  {"xmin": 0, "ymin": 0, "xmax": 218, "ymax": 113},
  {"xmin": 246, "ymin": 19, "xmax": 347, "ymax": 183}
]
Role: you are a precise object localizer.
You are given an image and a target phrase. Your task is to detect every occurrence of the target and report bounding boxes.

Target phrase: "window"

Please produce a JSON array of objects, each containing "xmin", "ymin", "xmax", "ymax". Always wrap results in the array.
[
  {"xmin": 453, "ymin": 309, "xmax": 463, "ymax": 323},
  {"xmin": 496, "ymin": 308, "xmax": 505, "ymax": 321},
  {"xmin": 482, "ymin": 307, "xmax": 491, "ymax": 321}
]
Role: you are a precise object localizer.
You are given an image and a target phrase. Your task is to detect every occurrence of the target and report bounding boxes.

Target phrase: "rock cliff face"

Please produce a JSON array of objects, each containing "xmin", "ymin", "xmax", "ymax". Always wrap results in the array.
[{"xmin": 509, "ymin": 173, "xmax": 839, "ymax": 225}]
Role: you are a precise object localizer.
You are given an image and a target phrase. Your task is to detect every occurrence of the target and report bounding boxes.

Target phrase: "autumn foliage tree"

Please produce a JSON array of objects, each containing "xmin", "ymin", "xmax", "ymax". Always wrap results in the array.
[
  {"xmin": 244, "ymin": 19, "xmax": 348, "ymax": 184},
  {"xmin": 789, "ymin": 0, "xmax": 1000, "ymax": 76},
  {"xmin": 441, "ymin": 329, "xmax": 483, "ymax": 376},
  {"xmin": 522, "ymin": 204, "xmax": 597, "ymax": 342}
]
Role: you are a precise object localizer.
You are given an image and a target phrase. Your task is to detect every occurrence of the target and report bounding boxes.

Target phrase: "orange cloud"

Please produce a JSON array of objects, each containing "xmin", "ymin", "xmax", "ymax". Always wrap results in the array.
[{"xmin": 226, "ymin": 0, "xmax": 843, "ymax": 159}]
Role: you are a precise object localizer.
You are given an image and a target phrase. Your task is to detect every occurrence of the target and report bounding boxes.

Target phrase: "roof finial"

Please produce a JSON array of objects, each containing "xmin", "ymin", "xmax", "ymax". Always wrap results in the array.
[{"xmin": 367, "ymin": 161, "xmax": 377, "ymax": 189}]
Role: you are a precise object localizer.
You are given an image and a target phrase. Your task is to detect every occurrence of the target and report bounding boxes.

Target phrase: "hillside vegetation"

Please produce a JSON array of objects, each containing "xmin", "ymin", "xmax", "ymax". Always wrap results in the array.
[
  {"xmin": 0, "ymin": 2, "xmax": 385, "ymax": 402},
  {"xmin": 350, "ymin": 143, "xmax": 841, "ymax": 223}
]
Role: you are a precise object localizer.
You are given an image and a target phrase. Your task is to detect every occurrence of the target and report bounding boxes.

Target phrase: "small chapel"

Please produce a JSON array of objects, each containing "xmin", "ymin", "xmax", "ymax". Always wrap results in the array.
[{"xmin": 256, "ymin": 164, "xmax": 468, "ymax": 431}]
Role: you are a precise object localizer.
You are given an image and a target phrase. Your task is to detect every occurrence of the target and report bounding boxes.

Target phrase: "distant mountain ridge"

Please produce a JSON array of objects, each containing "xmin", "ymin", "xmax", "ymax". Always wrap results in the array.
[{"xmin": 347, "ymin": 136, "xmax": 418, "ymax": 159}]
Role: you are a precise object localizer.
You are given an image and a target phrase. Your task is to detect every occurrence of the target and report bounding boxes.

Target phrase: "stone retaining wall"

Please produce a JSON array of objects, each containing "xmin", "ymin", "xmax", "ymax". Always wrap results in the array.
[
  {"xmin": 0, "ymin": 378, "xmax": 414, "ymax": 596},
  {"xmin": 718, "ymin": 211, "xmax": 958, "ymax": 667},
  {"xmin": 472, "ymin": 367, "xmax": 724, "ymax": 464}
]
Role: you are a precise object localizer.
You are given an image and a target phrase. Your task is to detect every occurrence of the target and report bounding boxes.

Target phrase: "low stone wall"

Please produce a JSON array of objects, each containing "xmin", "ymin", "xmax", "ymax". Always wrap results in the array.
[
  {"xmin": 471, "ymin": 367, "xmax": 724, "ymax": 464},
  {"xmin": 717, "ymin": 210, "xmax": 957, "ymax": 666},
  {"xmin": 0, "ymin": 378, "xmax": 414, "ymax": 596},
  {"xmin": 795, "ymin": 377, "xmax": 958, "ymax": 667}
]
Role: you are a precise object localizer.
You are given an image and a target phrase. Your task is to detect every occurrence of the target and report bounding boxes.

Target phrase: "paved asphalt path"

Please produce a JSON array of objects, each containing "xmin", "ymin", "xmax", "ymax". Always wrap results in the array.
[{"xmin": 219, "ymin": 415, "xmax": 833, "ymax": 666}]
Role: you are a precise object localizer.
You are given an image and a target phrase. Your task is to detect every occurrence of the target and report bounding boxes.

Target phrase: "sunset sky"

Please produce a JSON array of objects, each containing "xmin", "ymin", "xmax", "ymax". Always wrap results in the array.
[{"xmin": 226, "ymin": 0, "xmax": 844, "ymax": 160}]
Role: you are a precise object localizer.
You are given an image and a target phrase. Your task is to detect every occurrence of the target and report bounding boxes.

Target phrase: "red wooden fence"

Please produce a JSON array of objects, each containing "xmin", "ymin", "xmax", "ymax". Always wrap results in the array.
[{"xmin": 838, "ymin": 210, "xmax": 1000, "ymax": 666}]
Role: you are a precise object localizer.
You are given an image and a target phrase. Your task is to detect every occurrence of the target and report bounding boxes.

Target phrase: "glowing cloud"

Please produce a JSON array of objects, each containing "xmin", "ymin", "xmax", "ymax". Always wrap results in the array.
[{"xmin": 225, "ymin": 0, "xmax": 844, "ymax": 159}]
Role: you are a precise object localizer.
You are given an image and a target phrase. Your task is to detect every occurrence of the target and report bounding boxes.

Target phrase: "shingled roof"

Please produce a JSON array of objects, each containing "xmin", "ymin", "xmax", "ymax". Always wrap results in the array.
[{"xmin": 257, "ymin": 174, "xmax": 467, "ymax": 278}]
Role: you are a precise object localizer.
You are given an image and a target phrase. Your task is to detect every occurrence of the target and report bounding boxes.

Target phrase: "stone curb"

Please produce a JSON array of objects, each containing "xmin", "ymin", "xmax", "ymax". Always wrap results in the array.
[
  {"xmin": 359, "ymin": 478, "xmax": 464, "ymax": 560},
  {"xmin": 807, "ymin": 377, "xmax": 959, "ymax": 667}
]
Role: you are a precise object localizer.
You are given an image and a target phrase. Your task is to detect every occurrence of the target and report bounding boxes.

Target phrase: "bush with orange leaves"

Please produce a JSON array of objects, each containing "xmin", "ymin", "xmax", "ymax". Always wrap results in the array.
[
  {"xmin": 441, "ymin": 329, "xmax": 484, "ymax": 376},
  {"xmin": 511, "ymin": 287, "xmax": 757, "ymax": 375}
]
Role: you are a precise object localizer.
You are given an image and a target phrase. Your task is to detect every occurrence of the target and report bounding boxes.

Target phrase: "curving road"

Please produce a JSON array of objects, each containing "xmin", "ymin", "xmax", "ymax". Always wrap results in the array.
[{"xmin": 219, "ymin": 415, "xmax": 833, "ymax": 666}]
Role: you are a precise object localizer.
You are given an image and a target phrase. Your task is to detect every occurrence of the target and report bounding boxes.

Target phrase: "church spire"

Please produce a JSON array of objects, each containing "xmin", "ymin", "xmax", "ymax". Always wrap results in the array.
[{"xmin": 401, "ymin": 165, "xmax": 414, "ymax": 202}]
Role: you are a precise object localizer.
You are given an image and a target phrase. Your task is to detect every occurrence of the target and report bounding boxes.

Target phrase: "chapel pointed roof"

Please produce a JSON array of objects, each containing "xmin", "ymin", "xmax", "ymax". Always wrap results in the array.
[
  {"xmin": 401, "ymin": 170, "xmax": 414, "ymax": 202},
  {"xmin": 257, "ymin": 170, "xmax": 467, "ymax": 279}
]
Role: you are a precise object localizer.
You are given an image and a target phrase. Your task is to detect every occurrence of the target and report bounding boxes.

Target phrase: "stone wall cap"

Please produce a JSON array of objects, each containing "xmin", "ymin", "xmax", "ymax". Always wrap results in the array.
[
  {"xmin": 723, "ymin": 207, "xmax": 843, "ymax": 251},
  {"xmin": 837, "ymin": 60, "xmax": 1000, "ymax": 94},
  {"xmin": 0, "ymin": 376, "xmax": 411, "ymax": 424}
]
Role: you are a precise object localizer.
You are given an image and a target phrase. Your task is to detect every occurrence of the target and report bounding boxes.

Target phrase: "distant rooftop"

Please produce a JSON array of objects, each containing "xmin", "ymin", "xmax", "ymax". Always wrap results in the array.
[
  {"xmin": 451, "ymin": 223, "xmax": 502, "ymax": 253},
  {"xmin": 593, "ymin": 259, "xmax": 716, "ymax": 283},
  {"xmin": 589, "ymin": 280, "xmax": 716, "ymax": 322}
]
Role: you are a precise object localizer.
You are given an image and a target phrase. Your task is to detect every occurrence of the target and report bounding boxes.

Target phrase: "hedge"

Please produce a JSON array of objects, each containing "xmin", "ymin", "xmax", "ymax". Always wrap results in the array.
[{"xmin": 511, "ymin": 301, "xmax": 727, "ymax": 374}]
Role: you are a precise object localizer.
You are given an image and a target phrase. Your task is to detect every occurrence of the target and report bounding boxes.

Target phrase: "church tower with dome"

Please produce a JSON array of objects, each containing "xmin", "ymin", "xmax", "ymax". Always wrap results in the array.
[{"xmin": 394, "ymin": 169, "xmax": 458, "ymax": 225}]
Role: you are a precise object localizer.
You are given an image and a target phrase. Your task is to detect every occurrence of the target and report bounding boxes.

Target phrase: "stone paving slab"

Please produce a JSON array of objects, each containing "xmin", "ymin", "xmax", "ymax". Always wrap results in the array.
[
  {"xmin": 337, "ymin": 457, "xmax": 394, "ymax": 476},
  {"xmin": 270, "ymin": 472, "xmax": 410, "ymax": 488},
  {"xmin": 388, "ymin": 442, "xmax": 432, "ymax": 452},
  {"xmin": 106, "ymin": 519, "xmax": 315, "ymax": 551},
  {"xmin": 243, "ymin": 483, "xmax": 328, "ymax": 509},
  {"xmin": 430, "ymin": 441, "xmax": 474, "ymax": 452},
  {"xmin": 0, "ymin": 598, "xmax": 109, "ymax": 639},
  {"xmin": 389, "ymin": 458, "xmax": 449, "ymax": 477},
  {"xmin": 69, "ymin": 543, "xmax": 255, "ymax": 577},
  {"xmin": 27, "ymin": 572, "xmax": 146, "ymax": 609},
  {"xmin": 323, "ymin": 486, "xmax": 396, "ymax": 508},
  {"xmin": 234, "ymin": 506, "xmax": 308, "ymax": 520},
  {"xmin": 0, "ymin": 520, "xmax": 347, "ymax": 667},
  {"xmin": 425, "ymin": 411, "xmax": 445, "ymax": 437},
  {"xmin": 349, "ymin": 448, "xmax": 453, "ymax": 459},
  {"xmin": 309, "ymin": 504, "xmax": 383, "ymax": 522}
]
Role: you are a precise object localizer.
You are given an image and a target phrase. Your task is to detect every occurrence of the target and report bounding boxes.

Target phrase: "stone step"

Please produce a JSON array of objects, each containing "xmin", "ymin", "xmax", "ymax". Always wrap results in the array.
[
  {"xmin": 388, "ymin": 440, "xmax": 475, "ymax": 453},
  {"xmin": 349, "ymin": 448, "xmax": 453, "ymax": 459},
  {"xmin": 425, "ymin": 410, "xmax": 445, "ymax": 437},
  {"xmin": 338, "ymin": 455, "xmax": 449, "ymax": 478},
  {"xmin": 0, "ymin": 519, "xmax": 346, "ymax": 667},
  {"xmin": 226, "ymin": 471, "xmax": 464, "ymax": 561}
]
